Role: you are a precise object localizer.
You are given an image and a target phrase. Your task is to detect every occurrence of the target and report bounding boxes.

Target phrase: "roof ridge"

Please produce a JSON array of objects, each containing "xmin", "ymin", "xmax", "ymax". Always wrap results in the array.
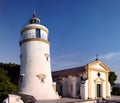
[{"xmin": 52, "ymin": 65, "xmax": 85, "ymax": 72}]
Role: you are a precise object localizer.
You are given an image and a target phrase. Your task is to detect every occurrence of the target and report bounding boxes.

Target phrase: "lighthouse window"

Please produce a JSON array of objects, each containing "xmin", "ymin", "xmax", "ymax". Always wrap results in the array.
[
  {"xmin": 41, "ymin": 32, "xmax": 48, "ymax": 40},
  {"xmin": 30, "ymin": 19, "xmax": 39, "ymax": 24},
  {"xmin": 36, "ymin": 29, "xmax": 41, "ymax": 38}
]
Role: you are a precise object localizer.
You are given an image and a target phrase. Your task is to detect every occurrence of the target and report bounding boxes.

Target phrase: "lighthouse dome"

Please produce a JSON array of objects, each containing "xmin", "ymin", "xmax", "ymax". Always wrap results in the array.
[
  {"xmin": 29, "ymin": 12, "xmax": 40, "ymax": 24},
  {"xmin": 20, "ymin": 12, "xmax": 49, "ymax": 46}
]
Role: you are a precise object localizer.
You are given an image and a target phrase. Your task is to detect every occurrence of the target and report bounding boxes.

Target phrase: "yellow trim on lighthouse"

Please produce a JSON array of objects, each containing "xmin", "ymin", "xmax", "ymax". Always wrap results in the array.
[{"xmin": 19, "ymin": 38, "xmax": 50, "ymax": 46}]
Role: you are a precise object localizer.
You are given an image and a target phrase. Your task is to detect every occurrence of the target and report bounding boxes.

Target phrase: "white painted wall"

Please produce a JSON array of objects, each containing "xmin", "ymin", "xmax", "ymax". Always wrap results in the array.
[
  {"xmin": 41, "ymin": 30, "xmax": 48, "ymax": 40},
  {"xmin": 84, "ymin": 80, "xmax": 88, "ymax": 99},
  {"xmin": 21, "ymin": 29, "xmax": 35, "ymax": 40},
  {"xmin": 80, "ymin": 83, "xmax": 85, "ymax": 99},
  {"xmin": 76, "ymin": 77, "xmax": 81, "ymax": 97},
  {"xmin": 62, "ymin": 77, "xmax": 77, "ymax": 98},
  {"xmin": 80, "ymin": 80, "xmax": 88, "ymax": 99},
  {"xmin": 71, "ymin": 77, "xmax": 77, "ymax": 98},
  {"xmin": 108, "ymin": 82, "xmax": 111, "ymax": 97},
  {"xmin": 19, "ymin": 23, "xmax": 59, "ymax": 100},
  {"xmin": 90, "ymin": 71, "xmax": 106, "ymax": 99},
  {"xmin": 62, "ymin": 78, "xmax": 70, "ymax": 97}
]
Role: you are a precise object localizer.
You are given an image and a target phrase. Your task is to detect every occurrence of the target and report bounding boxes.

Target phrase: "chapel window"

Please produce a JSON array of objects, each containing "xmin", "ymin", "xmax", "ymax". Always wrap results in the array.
[{"xmin": 97, "ymin": 72, "xmax": 101, "ymax": 77}]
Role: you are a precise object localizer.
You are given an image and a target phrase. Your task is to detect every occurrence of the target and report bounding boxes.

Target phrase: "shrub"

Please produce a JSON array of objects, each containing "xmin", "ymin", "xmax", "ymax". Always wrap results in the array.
[{"xmin": 112, "ymin": 86, "xmax": 120, "ymax": 96}]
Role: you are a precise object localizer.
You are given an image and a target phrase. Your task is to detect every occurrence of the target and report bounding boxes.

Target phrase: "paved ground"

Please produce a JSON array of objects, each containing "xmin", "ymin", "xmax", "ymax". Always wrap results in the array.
[
  {"xmin": 105, "ymin": 95, "xmax": 120, "ymax": 103},
  {"xmin": 36, "ymin": 96, "xmax": 120, "ymax": 103},
  {"xmin": 36, "ymin": 98, "xmax": 94, "ymax": 103},
  {"xmin": 107, "ymin": 95, "xmax": 120, "ymax": 100}
]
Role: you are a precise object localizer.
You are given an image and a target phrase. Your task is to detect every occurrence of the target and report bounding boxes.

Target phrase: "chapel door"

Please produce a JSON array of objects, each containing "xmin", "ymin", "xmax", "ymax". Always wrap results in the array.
[{"xmin": 97, "ymin": 84, "xmax": 102, "ymax": 97}]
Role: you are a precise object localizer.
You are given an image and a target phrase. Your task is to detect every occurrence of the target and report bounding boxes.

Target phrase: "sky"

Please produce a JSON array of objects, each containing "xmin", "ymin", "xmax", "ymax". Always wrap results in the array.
[{"xmin": 0, "ymin": 0, "xmax": 120, "ymax": 83}]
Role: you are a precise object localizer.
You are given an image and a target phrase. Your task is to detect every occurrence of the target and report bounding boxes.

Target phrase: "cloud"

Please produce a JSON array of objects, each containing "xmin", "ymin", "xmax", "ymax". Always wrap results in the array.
[
  {"xmin": 100, "ymin": 52, "xmax": 120, "ymax": 60},
  {"xmin": 98, "ymin": 52, "xmax": 120, "ymax": 83}
]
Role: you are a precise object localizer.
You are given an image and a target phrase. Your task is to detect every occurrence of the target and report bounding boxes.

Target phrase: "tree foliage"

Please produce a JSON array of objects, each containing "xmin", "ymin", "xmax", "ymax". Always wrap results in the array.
[
  {"xmin": 0, "ymin": 62, "xmax": 20, "ymax": 84},
  {"xmin": 112, "ymin": 86, "xmax": 120, "ymax": 96},
  {"xmin": 0, "ymin": 63, "xmax": 20, "ymax": 102},
  {"xmin": 109, "ymin": 71, "xmax": 117, "ymax": 86}
]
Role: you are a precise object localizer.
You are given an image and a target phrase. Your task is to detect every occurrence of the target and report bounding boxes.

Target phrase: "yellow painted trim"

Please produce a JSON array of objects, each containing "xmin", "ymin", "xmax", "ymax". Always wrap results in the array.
[
  {"xmin": 102, "ymin": 82, "xmax": 103, "ymax": 98},
  {"xmin": 106, "ymin": 72, "xmax": 109, "ymax": 97},
  {"xmin": 36, "ymin": 73, "xmax": 46, "ymax": 79},
  {"xmin": 19, "ymin": 38, "xmax": 50, "ymax": 46},
  {"xmin": 94, "ymin": 78, "xmax": 104, "ymax": 98},
  {"xmin": 88, "ymin": 60, "xmax": 110, "ymax": 71},
  {"xmin": 94, "ymin": 78, "xmax": 104, "ymax": 82},
  {"xmin": 21, "ymin": 25, "xmax": 49, "ymax": 35},
  {"xmin": 99, "ymin": 63, "xmax": 110, "ymax": 72},
  {"xmin": 88, "ymin": 65, "xmax": 92, "ymax": 99}
]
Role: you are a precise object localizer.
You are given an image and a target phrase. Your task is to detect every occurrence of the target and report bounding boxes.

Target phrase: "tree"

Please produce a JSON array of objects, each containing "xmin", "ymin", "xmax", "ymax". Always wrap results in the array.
[
  {"xmin": 0, "ymin": 62, "xmax": 20, "ymax": 85},
  {"xmin": 112, "ymin": 87, "xmax": 120, "ymax": 95},
  {"xmin": 109, "ymin": 71, "xmax": 117, "ymax": 86},
  {"xmin": 0, "ymin": 67, "xmax": 19, "ymax": 102}
]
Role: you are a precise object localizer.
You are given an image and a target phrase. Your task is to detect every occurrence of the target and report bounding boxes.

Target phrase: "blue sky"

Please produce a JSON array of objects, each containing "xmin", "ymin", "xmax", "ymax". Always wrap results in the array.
[{"xmin": 0, "ymin": 0, "xmax": 120, "ymax": 83}]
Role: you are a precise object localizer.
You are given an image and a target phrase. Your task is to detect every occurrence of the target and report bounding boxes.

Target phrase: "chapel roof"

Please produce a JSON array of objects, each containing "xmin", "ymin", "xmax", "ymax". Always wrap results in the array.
[
  {"xmin": 52, "ymin": 60, "xmax": 110, "ymax": 77},
  {"xmin": 52, "ymin": 66, "xmax": 86, "ymax": 77}
]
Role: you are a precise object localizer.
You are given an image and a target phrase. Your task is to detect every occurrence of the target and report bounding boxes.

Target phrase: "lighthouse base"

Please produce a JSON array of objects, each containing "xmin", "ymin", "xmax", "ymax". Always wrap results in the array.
[
  {"xmin": 19, "ymin": 84, "xmax": 60, "ymax": 100},
  {"xmin": 19, "ymin": 91, "xmax": 60, "ymax": 100}
]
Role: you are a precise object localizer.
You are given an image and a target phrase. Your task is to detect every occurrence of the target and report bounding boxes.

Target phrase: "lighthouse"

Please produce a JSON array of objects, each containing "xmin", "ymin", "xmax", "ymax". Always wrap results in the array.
[{"xmin": 19, "ymin": 12, "xmax": 59, "ymax": 100}]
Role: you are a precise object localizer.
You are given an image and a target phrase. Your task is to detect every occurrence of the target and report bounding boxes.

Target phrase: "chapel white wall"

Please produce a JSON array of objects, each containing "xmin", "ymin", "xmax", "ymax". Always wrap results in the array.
[
  {"xmin": 80, "ymin": 80, "xmax": 88, "ymax": 99},
  {"xmin": 62, "ymin": 76, "xmax": 78, "ymax": 98},
  {"xmin": 90, "ymin": 71, "xmax": 106, "ymax": 99}
]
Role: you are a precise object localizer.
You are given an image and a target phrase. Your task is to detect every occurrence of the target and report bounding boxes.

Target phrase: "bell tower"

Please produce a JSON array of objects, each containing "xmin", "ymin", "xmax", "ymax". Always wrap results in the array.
[{"xmin": 19, "ymin": 12, "xmax": 59, "ymax": 100}]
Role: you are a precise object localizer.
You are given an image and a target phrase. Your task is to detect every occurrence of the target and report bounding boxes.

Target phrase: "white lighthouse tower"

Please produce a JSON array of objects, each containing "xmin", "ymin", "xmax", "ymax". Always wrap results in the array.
[{"xmin": 19, "ymin": 12, "xmax": 59, "ymax": 100}]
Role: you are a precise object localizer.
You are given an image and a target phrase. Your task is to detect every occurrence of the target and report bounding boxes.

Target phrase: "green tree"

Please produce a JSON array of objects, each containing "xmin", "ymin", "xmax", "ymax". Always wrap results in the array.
[
  {"xmin": 112, "ymin": 87, "xmax": 120, "ymax": 95},
  {"xmin": 0, "ymin": 62, "xmax": 20, "ymax": 85},
  {"xmin": 109, "ymin": 71, "xmax": 117, "ymax": 86},
  {"xmin": 0, "ymin": 67, "xmax": 19, "ymax": 102}
]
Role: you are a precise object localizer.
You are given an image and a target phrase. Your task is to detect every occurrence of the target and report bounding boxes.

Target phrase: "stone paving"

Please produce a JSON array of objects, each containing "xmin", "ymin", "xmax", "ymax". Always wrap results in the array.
[
  {"xmin": 36, "ymin": 98, "xmax": 95, "ymax": 103},
  {"xmin": 105, "ymin": 95, "xmax": 120, "ymax": 103},
  {"xmin": 36, "ymin": 96, "xmax": 120, "ymax": 103}
]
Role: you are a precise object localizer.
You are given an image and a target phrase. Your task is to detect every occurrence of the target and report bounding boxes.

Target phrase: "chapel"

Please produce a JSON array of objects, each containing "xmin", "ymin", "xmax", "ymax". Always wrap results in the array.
[{"xmin": 52, "ymin": 59, "xmax": 111, "ymax": 99}]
